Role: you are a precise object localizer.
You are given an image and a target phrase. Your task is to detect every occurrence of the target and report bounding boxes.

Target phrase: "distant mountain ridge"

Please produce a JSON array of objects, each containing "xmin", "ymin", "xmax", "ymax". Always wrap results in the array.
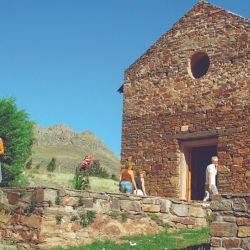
[{"xmin": 32, "ymin": 124, "xmax": 120, "ymax": 175}]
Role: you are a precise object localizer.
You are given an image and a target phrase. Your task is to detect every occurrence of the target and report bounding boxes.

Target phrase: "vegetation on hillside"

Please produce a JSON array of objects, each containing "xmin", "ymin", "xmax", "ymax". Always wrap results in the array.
[
  {"xmin": 32, "ymin": 124, "xmax": 120, "ymax": 176},
  {"xmin": 47, "ymin": 157, "xmax": 57, "ymax": 172},
  {"xmin": 0, "ymin": 98, "xmax": 34, "ymax": 186},
  {"xmin": 25, "ymin": 170, "xmax": 119, "ymax": 192},
  {"xmin": 73, "ymin": 156, "xmax": 113, "ymax": 190}
]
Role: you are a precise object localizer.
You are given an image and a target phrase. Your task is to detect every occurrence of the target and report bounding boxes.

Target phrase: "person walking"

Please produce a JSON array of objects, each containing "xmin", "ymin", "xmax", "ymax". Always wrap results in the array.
[
  {"xmin": 0, "ymin": 137, "xmax": 4, "ymax": 183},
  {"xmin": 119, "ymin": 159, "xmax": 137, "ymax": 194},
  {"xmin": 203, "ymin": 156, "xmax": 219, "ymax": 201},
  {"xmin": 134, "ymin": 170, "xmax": 147, "ymax": 196}
]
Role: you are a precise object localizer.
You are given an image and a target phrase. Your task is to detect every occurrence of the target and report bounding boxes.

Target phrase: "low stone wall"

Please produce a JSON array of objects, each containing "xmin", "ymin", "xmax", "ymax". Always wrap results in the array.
[
  {"xmin": 0, "ymin": 187, "xmax": 210, "ymax": 249},
  {"xmin": 210, "ymin": 194, "xmax": 250, "ymax": 250}
]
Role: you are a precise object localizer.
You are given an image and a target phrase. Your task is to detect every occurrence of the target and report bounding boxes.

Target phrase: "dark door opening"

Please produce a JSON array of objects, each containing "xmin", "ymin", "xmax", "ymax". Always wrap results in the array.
[{"xmin": 190, "ymin": 145, "xmax": 217, "ymax": 200}]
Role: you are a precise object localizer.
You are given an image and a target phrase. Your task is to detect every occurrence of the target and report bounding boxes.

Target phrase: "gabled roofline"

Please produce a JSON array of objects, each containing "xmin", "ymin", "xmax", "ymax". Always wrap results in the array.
[{"xmin": 117, "ymin": 0, "xmax": 250, "ymax": 94}]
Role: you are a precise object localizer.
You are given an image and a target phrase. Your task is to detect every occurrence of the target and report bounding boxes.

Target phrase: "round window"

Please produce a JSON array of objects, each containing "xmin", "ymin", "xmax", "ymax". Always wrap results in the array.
[{"xmin": 190, "ymin": 52, "xmax": 210, "ymax": 79}]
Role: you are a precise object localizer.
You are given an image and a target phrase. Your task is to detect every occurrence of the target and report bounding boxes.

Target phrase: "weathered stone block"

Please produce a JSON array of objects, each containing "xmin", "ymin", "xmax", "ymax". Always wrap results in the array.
[
  {"xmin": 223, "ymin": 216, "xmax": 236, "ymax": 223},
  {"xmin": 61, "ymin": 197, "xmax": 78, "ymax": 206},
  {"xmin": 142, "ymin": 198, "xmax": 161, "ymax": 205},
  {"xmin": 141, "ymin": 204, "xmax": 160, "ymax": 212},
  {"xmin": 93, "ymin": 199, "xmax": 111, "ymax": 213},
  {"xmin": 238, "ymin": 226, "xmax": 250, "ymax": 237},
  {"xmin": 64, "ymin": 189, "xmax": 83, "ymax": 197},
  {"xmin": 242, "ymin": 238, "xmax": 250, "ymax": 250},
  {"xmin": 160, "ymin": 199, "xmax": 171, "ymax": 213},
  {"xmin": 71, "ymin": 223, "xmax": 83, "ymax": 232},
  {"xmin": 171, "ymin": 217, "xmax": 195, "ymax": 225},
  {"xmin": 103, "ymin": 222, "xmax": 122, "ymax": 236},
  {"xmin": 210, "ymin": 200, "xmax": 232, "ymax": 211},
  {"xmin": 20, "ymin": 215, "xmax": 42, "ymax": 229},
  {"xmin": 7, "ymin": 192, "xmax": 20, "ymax": 205},
  {"xmin": 210, "ymin": 222, "xmax": 237, "ymax": 237},
  {"xmin": 0, "ymin": 190, "xmax": 9, "ymax": 204},
  {"xmin": 44, "ymin": 189, "xmax": 58, "ymax": 204},
  {"xmin": 35, "ymin": 189, "xmax": 44, "ymax": 203},
  {"xmin": 189, "ymin": 206, "xmax": 206, "ymax": 218},
  {"xmin": 236, "ymin": 217, "xmax": 250, "ymax": 226},
  {"xmin": 238, "ymin": 148, "xmax": 249, "ymax": 154},
  {"xmin": 89, "ymin": 193, "xmax": 110, "ymax": 200},
  {"xmin": 194, "ymin": 218, "xmax": 208, "ymax": 228},
  {"xmin": 120, "ymin": 200, "xmax": 141, "ymax": 212},
  {"xmin": 84, "ymin": 198, "xmax": 94, "ymax": 208},
  {"xmin": 64, "ymin": 206, "xmax": 74, "ymax": 213},
  {"xmin": 232, "ymin": 198, "xmax": 247, "ymax": 212},
  {"xmin": 110, "ymin": 198, "xmax": 120, "ymax": 211},
  {"xmin": 171, "ymin": 204, "xmax": 188, "ymax": 217},
  {"xmin": 211, "ymin": 237, "xmax": 222, "ymax": 247},
  {"xmin": 222, "ymin": 238, "xmax": 241, "ymax": 248},
  {"xmin": 181, "ymin": 125, "xmax": 189, "ymax": 132},
  {"xmin": 233, "ymin": 157, "xmax": 243, "ymax": 165}
]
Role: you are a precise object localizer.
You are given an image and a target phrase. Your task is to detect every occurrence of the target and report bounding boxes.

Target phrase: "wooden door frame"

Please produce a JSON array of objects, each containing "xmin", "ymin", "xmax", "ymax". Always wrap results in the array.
[{"xmin": 180, "ymin": 137, "xmax": 218, "ymax": 201}]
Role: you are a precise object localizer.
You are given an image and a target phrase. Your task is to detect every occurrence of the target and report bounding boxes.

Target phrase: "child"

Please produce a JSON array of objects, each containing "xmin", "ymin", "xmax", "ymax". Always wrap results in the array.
[{"xmin": 134, "ymin": 170, "xmax": 146, "ymax": 196}]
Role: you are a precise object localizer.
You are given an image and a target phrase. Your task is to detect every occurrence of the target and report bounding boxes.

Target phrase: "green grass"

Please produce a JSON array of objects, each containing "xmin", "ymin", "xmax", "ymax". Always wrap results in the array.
[
  {"xmin": 25, "ymin": 170, "xmax": 119, "ymax": 192},
  {"xmin": 45, "ymin": 227, "xmax": 209, "ymax": 250}
]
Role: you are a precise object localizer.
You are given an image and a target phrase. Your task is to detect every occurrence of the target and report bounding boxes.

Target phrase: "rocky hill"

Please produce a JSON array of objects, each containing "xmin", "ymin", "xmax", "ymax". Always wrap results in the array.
[{"xmin": 31, "ymin": 124, "xmax": 120, "ymax": 175}]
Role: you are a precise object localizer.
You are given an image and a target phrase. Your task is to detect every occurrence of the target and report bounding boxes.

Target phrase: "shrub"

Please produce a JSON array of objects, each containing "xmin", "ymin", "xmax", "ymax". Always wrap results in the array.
[
  {"xmin": 55, "ymin": 192, "xmax": 60, "ymax": 205},
  {"xmin": 106, "ymin": 210, "xmax": 119, "ymax": 218},
  {"xmin": 86, "ymin": 210, "xmax": 96, "ymax": 224},
  {"xmin": 85, "ymin": 160, "xmax": 109, "ymax": 178},
  {"xmin": 162, "ymin": 222, "xmax": 169, "ymax": 230},
  {"xmin": 78, "ymin": 197, "xmax": 84, "ymax": 207},
  {"xmin": 121, "ymin": 212, "xmax": 128, "ymax": 222},
  {"xmin": 111, "ymin": 174, "xmax": 118, "ymax": 181},
  {"xmin": 55, "ymin": 215, "xmax": 63, "ymax": 224},
  {"xmin": 147, "ymin": 213, "xmax": 158, "ymax": 220},
  {"xmin": 47, "ymin": 157, "xmax": 56, "ymax": 172},
  {"xmin": 73, "ymin": 167, "xmax": 90, "ymax": 190},
  {"xmin": 35, "ymin": 163, "xmax": 41, "ymax": 170}
]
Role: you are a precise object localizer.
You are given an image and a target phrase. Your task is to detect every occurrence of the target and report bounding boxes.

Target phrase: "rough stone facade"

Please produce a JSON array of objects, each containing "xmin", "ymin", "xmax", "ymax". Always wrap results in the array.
[
  {"xmin": 0, "ymin": 188, "xmax": 210, "ymax": 249},
  {"xmin": 210, "ymin": 194, "xmax": 250, "ymax": 250},
  {"xmin": 120, "ymin": 1, "xmax": 250, "ymax": 198}
]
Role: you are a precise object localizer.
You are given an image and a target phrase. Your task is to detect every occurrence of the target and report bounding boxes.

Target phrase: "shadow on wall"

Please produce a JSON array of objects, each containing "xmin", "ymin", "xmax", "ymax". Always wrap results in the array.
[{"xmin": 181, "ymin": 243, "xmax": 210, "ymax": 250}]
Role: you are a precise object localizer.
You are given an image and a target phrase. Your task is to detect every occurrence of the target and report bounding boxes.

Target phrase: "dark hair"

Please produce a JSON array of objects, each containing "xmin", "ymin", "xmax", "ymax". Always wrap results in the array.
[{"xmin": 136, "ymin": 170, "xmax": 144, "ymax": 177}]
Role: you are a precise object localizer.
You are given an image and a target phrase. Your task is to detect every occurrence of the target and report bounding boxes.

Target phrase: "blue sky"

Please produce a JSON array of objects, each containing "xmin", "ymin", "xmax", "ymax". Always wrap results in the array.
[{"xmin": 0, "ymin": 0, "xmax": 249, "ymax": 156}]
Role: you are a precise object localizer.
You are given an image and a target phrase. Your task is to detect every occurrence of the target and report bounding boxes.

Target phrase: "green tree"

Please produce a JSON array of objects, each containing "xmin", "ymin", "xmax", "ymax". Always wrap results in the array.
[
  {"xmin": 0, "ymin": 98, "xmax": 34, "ymax": 186},
  {"xmin": 47, "ymin": 157, "xmax": 56, "ymax": 172}
]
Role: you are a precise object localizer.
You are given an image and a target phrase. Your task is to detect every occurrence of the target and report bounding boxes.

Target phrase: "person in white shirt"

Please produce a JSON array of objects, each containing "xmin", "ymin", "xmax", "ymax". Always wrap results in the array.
[{"xmin": 203, "ymin": 156, "xmax": 219, "ymax": 201}]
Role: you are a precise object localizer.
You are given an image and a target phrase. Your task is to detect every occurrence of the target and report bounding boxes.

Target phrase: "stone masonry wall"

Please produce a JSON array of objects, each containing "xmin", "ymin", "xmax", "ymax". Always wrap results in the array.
[
  {"xmin": 121, "ymin": 2, "xmax": 250, "ymax": 197},
  {"xmin": 0, "ymin": 187, "xmax": 210, "ymax": 249},
  {"xmin": 210, "ymin": 194, "xmax": 250, "ymax": 250}
]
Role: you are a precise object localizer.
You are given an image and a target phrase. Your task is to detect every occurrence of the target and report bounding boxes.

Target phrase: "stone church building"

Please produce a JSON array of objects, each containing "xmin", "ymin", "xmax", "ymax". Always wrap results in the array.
[{"xmin": 119, "ymin": 1, "xmax": 249, "ymax": 200}]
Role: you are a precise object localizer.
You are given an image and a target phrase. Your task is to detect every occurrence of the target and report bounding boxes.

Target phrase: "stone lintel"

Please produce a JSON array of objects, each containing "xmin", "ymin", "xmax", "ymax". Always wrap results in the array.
[{"xmin": 169, "ymin": 127, "xmax": 242, "ymax": 140}]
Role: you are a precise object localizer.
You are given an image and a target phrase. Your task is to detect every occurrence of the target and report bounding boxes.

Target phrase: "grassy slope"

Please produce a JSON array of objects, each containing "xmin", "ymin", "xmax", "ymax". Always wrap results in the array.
[
  {"xmin": 25, "ymin": 170, "xmax": 119, "ymax": 193},
  {"xmin": 46, "ymin": 228, "xmax": 210, "ymax": 250}
]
